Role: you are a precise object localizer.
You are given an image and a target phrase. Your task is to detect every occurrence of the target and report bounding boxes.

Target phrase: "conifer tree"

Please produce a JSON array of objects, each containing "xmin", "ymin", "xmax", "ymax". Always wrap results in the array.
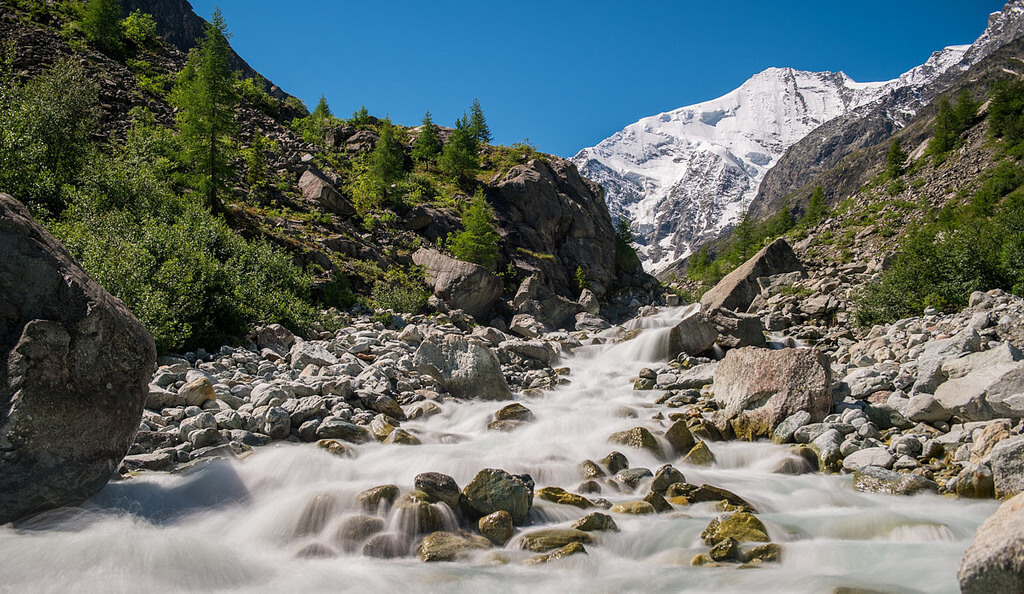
[
  {"xmin": 83, "ymin": 0, "xmax": 123, "ymax": 54},
  {"xmin": 169, "ymin": 8, "xmax": 239, "ymax": 212},
  {"xmin": 448, "ymin": 189, "xmax": 500, "ymax": 270},
  {"xmin": 953, "ymin": 89, "xmax": 978, "ymax": 132},
  {"xmin": 802, "ymin": 186, "xmax": 827, "ymax": 227},
  {"xmin": 439, "ymin": 115, "xmax": 478, "ymax": 180},
  {"xmin": 312, "ymin": 94, "xmax": 332, "ymax": 120},
  {"xmin": 367, "ymin": 117, "xmax": 406, "ymax": 204},
  {"xmin": 886, "ymin": 139, "xmax": 907, "ymax": 179},
  {"xmin": 412, "ymin": 111, "xmax": 441, "ymax": 167},
  {"xmin": 468, "ymin": 98, "xmax": 491, "ymax": 145}
]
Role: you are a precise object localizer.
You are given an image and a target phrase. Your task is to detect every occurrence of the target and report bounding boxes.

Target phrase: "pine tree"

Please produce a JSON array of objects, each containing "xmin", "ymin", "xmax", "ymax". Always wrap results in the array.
[
  {"xmin": 802, "ymin": 186, "xmax": 827, "ymax": 227},
  {"xmin": 927, "ymin": 96, "xmax": 958, "ymax": 159},
  {"xmin": 412, "ymin": 110, "xmax": 441, "ymax": 167},
  {"xmin": 83, "ymin": 0, "xmax": 123, "ymax": 54},
  {"xmin": 439, "ymin": 115, "xmax": 478, "ymax": 180},
  {"xmin": 953, "ymin": 89, "xmax": 978, "ymax": 133},
  {"xmin": 886, "ymin": 139, "xmax": 907, "ymax": 179},
  {"xmin": 367, "ymin": 117, "xmax": 406, "ymax": 204},
  {"xmin": 468, "ymin": 98, "xmax": 491, "ymax": 145},
  {"xmin": 350, "ymin": 104, "xmax": 371, "ymax": 128},
  {"xmin": 448, "ymin": 189, "xmax": 500, "ymax": 270},
  {"xmin": 312, "ymin": 94, "xmax": 332, "ymax": 120},
  {"xmin": 169, "ymin": 7, "xmax": 239, "ymax": 212}
]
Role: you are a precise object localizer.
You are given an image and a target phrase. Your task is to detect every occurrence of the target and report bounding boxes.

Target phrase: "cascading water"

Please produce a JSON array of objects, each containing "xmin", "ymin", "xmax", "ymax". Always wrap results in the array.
[{"xmin": 0, "ymin": 307, "xmax": 997, "ymax": 593}]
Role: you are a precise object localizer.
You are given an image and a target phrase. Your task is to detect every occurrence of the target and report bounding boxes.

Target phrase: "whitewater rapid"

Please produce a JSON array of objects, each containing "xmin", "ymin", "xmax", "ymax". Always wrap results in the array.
[{"xmin": 0, "ymin": 307, "xmax": 997, "ymax": 593}]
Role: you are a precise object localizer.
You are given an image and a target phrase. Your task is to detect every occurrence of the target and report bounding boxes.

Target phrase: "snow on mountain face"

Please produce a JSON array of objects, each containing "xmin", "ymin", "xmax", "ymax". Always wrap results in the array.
[{"xmin": 572, "ymin": 1, "xmax": 1024, "ymax": 274}]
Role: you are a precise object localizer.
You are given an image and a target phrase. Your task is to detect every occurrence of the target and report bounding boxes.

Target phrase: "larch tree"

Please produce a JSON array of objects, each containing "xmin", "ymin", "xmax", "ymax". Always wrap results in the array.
[
  {"xmin": 468, "ymin": 98, "xmax": 491, "ymax": 145},
  {"xmin": 169, "ymin": 7, "xmax": 239, "ymax": 213},
  {"xmin": 412, "ymin": 110, "xmax": 441, "ymax": 168}
]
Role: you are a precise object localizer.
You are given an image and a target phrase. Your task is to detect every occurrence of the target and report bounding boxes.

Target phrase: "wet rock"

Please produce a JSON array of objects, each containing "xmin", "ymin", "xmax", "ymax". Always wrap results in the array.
[
  {"xmin": 713, "ymin": 347, "xmax": 832, "ymax": 440},
  {"xmin": 686, "ymin": 485, "xmax": 757, "ymax": 512},
  {"xmin": 600, "ymin": 451, "xmax": 630, "ymax": 474},
  {"xmin": 651, "ymin": 465, "xmax": 686, "ymax": 494},
  {"xmin": 358, "ymin": 484, "xmax": 400, "ymax": 514},
  {"xmin": 461, "ymin": 468, "xmax": 533, "ymax": 525},
  {"xmin": 494, "ymin": 403, "xmax": 535, "ymax": 423},
  {"xmin": 743, "ymin": 543, "xmax": 782, "ymax": 563},
  {"xmin": 334, "ymin": 514, "xmax": 385, "ymax": 551},
  {"xmin": 852, "ymin": 466, "xmax": 938, "ymax": 496},
  {"xmin": 615, "ymin": 467, "xmax": 653, "ymax": 488},
  {"xmin": 316, "ymin": 439, "xmax": 355, "ymax": 458},
  {"xmin": 610, "ymin": 501, "xmax": 656, "ymax": 514},
  {"xmin": 701, "ymin": 511, "xmax": 771, "ymax": 545},
  {"xmin": 525, "ymin": 541, "xmax": 588, "ymax": 564},
  {"xmin": 571, "ymin": 512, "xmax": 619, "ymax": 532},
  {"xmin": 417, "ymin": 530, "xmax": 491, "ymax": 562},
  {"xmin": 665, "ymin": 421, "xmax": 697, "ymax": 455},
  {"xmin": 0, "ymin": 194, "xmax": 157, "ymax": 523},
  {"xmin": 414, "ymin": 472, "xmax": 461, "ymax": 507},
  {"xmin": 959, "ymin": 492, "xmax": 1024, "ymax": 593},
  {"xmin": 414, "ymin": 335, "xmax": 512, "ymax": 401},
  {"xmin": 294, "ymin": 542, "xmax": 336, "ymax": 559},
  {"xmin": 536, "ymin": 487, "xmax": 593, "ymax": 509},
  {"xmin": 316, "ymin": 418, "xmax": 372, "ymax": 444},
  {"xmin": 478, "ymin": 510, "xmax": 514, "ymax": 546},
  {"xmin": 681, "ymin": 441, "xmax": 715, "ymax": 466},
  {"xmin": 608, "ymin": 426, "xmax": 665, "ymax": 459},
  {"xmin": 580, "ymin": 460, "xmax": 606, "ymax": 479},
  {"xmin": 709, "ymin": 536, "xmax": 742, "ymax": 562},
  {"xmin": 383, "ymin": 428, "xmax": 421, "ymax": 445},
  {"xmin": 643, "ymin": 491, "xmax": 673, "ymax": 513},
  {"xmin": 517, "ymin": 528, "xmax": 593, "ymax": 552},
  {"xmin": 362, "ymin": 533, "xmax": 406, "ymax": 558},
  {"xmin": 393, "ymin": 493, "xmax": 456, "ymax": 534},
  {"xmin": 293, "ymin": 493, "xmax": 340, "ymax": 537}
]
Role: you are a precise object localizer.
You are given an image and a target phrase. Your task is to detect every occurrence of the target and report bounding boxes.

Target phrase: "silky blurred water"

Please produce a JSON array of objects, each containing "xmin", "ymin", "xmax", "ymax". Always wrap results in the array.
[{"xmin": 0, "ymin": 307, "xmax": 997, "ymax": 593}]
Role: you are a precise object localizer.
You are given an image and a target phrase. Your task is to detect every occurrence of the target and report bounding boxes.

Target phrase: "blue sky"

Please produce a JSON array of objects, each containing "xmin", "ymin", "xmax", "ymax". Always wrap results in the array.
[{"xmin": 191, "ymin": 1, "xmax": 1006, "ymax": 157}]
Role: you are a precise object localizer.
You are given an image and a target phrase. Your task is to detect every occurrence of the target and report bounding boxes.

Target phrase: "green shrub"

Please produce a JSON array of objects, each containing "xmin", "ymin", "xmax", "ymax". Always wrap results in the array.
[
  {"xmin": 448, "ymin": 189, "xmax": 500, "ymax": 270},
  {"xmin": 82, "ymin": 0, "xmax": 122, "ymax": 54},
  {"xmin": 369, "ymin": 268, "xmax": 429, "ymax": 313},
  {"xmin": 121, "ymin": 9, "xmax": 156, "ymax": 46}
]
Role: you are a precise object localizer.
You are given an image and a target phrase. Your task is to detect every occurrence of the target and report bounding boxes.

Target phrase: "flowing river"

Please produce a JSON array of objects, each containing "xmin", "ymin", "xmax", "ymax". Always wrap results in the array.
[{"xmin": 0, "ymin": 307, "xmax": 998, "ymax": 593}]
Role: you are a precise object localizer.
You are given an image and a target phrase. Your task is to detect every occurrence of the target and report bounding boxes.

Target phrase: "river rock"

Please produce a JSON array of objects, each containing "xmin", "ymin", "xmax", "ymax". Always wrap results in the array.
[
  {"xmin": 358, "ymin": 484, "xmax": 399, "ymax": 514},
  {"xmin": 699, "ymin": 238, "xmax": 804, "ymax": 313},
  {"xmin": 414, "ymin": 335, "xmax": 512, "ymax": 401},
  {"xmin": 414, "ymin": 472, "xmax": 461, "ymax": 508},
  {"xmin": 334, "ymin": 514, "xmax": 385, "ymax": 551},
  {"xmin": 610, "ymin": 501, "xmax": 656, "ymax": 514},
  {"xmin": 572, "ymin": 512, "xmax": 618, "ymax": 532},
  {"xmin": 956, "ymin": 463, "xmax": 996, "ymax": 499},
  {"xmin": 536, "ymin": 487, "xmax": 593, "ymax": 509},
  {"xmin": 525, "ymin": 541, "xmax": 588, "ymax": 564},
  {"xmin": 913, "ymin": 328, "xmax": 982, "ymax": 394},
  {"xmin": 842, "ymin": 447, "xmax": 895, "ymax": 472},
  {"xmin": 667, "ymin": 311, "xmax": 719, "ymax": 358},
  {"xmin": 461, "ymin": 468, "xmax": 533, "ymax": 525},
  {"xmin": 771, "ymin": 410, "xmax": 812, "ymax": 444},
  {"xmin": 852, "ymin": 465, "xmax": 938, "ymax": 495},
  {"xmin": 987, "ymin": 435, "xmax": 1024, "ymax": 498},
  {"xmin": 412, "ymin": 248, "xmax": 502, "ymax": 322},
  {"xmin": 701, "ymin": 512, "xmax": 770, "ymax": 545},
  {"xmin": 665, "ymin": 421, "xmax": 697, "ymax": 455},
  {"xmin": 478, "ymin": 510, "xmax": 514, "ymax": 545},
  {"xmin": 417, "ymin": 530, "xmax": 491, "ymax": 562},
  {"xmin": 713, "ymin": 347, "xmax": 832, "ymax": 440},
  {"xmin": 517, "ymin": 528, "xmax": 593, "ymax": 552},
  {"xmin": 608, "ymin": 426, "xmax": 665, "ymax": 459},
  {"xmin": 651, "ymin": 464, "xmax": 686, "ymax": 493},
  {"xmin": 959, "ymin": 492, "xmax": 1024, "ymax": 593},
  {"xmin": 0, "ymin": 193, "xmax": 157, "ymax": 523}
]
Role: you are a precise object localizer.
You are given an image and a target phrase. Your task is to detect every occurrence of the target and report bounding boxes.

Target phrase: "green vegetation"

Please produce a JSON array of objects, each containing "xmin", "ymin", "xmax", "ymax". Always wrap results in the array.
[
  {"xmin": 369, "ymin": 267, "xmax": 429, "ymax": 314},
  {"xmin": 447, "ymin": 189, "xmax": 500, "ymax": 270},
  {"xmin": 291, "ymin": 94, "xmax": 339, "ymax": 145},
  {"xmin": 168, "ymin": 8, "xmax": 238, "ymax": 212},
  {"xmin": 412, "ymin": 111, "xmax": 441, "ymax": 166},
  {"xmin": 926, "ymin": 90, "xmax": 977, "ymax": 163},
  {"xmin": 614, "ymin": 215, "xmax": 641, "ymax": 272},
  {"xmin": 82, "ymin": 0, "xmax": 122, "ymax": 54},
  {"xmin": 989, "ymin": 77, "xmax": 1024, "ymax": 155},
  {"xmin": 886, "ymin": 139, "xmax": 907, "ymax": 179},
  {"xmin": 121, "ymin": 9, "xmax": 157, "ymax": 46},
  {"xmin": 468, "ymin": 98, "xmax": 491, "ymax": 145},
  {"xmin": 440, "ymin": 115, "xmax": 479, "ymax": 181}
]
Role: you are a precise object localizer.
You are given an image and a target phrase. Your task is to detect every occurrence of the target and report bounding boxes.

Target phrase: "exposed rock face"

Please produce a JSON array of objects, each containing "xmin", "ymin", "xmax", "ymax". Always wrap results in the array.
[
  {"xmin": 0, "ymin": 193, "xmax": 156, "ymax": 523},
  {"xmin": 490, "ymin": 158, "xmax": 617, "ymax": 299},
  {"xmin": 712, "ymin": 347, "xmax": 832, "ymax": 440},
  {"xmin": 700, "ymin": 239, "xmax": 805, "ymax": 313},
  {"xmin": 959, "ymin": 492, "xmax": 1024, "ymax": 594},
  {"xmin": 413, "ymin": 335, "xmax": 512, "ymax": 400},
  {"xmin": 412, "ymin": 248, "xmax": 502, "ymax": 322}
]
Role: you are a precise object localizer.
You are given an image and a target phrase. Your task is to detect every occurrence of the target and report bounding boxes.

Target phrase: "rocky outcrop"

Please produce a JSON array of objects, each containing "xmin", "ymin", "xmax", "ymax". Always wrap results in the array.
[
  {"xmin": 490, "ymin": 158, "xmax": 617, "ymax": 299},
  {"xmin": 712, "ymin": 347, "xmax": 832, "ymax": 440},
  {"xmin": 959, "ymin": 492, "xmax": 1024, "ymax": 593},
  {"xmin": 700, "ymin": 239, "xmax": 805, "ymax": 314},
  {"xmin": 0, "ymin": 193, "xmax": 156, "ymax": 523},
  {"xmin": 412, "ymin": 248, "xmax": 502, "ymax": 322}
]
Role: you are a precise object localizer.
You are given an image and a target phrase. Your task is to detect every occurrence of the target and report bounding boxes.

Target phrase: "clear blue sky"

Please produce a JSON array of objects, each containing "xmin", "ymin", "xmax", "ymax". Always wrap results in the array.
[{"xmin": 190, "ymin": 0, "xmax": 1006, "ymax": 157}]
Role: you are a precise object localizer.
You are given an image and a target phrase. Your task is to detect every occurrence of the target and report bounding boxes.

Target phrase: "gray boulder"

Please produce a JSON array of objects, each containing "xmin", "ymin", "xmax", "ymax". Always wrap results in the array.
[
  {"xmin": 842, "ymin": 447, "xmax": 895, "ymax": 472},
  {"xmin": 987, "ymin": 435, "xmax": 1024, "ymax": 498},
  {"xmin": 412, "ymin": 248, "xmax": 502, "ymax": 322},
  {"xmin": 700, "ymin": 238, "xmax": 804, "ymax": 313},
  {"xmin": 298, "ymin": 167, "xmax": 355, "ymax": 216},
  {"xmin": 934, "ymin": 361, "xmax": 1024, "ymax": 421},
  {"xmin": 702, "ymin": 308, "xmax": 767, "ymax": 350},
  {"xmin": 913, "ymin": 328, "xmax": 982, "ymax": 394},
  {"xmin": 414, "ymin": 335, "xmax": 512, "ymax": 400},
  {"xmin": 959, "ymin": 492, "xmax": 1024, "ymax": 593},
  {"xmin": 713, "ymin": 347, "xmax": 832, "ymax": 440},
  {"xmin": 667, "ymin": 311, "xmax": 719, "ymax": 358},
  {"xmin": 841, "ymin": 368, "xmax": 893, "ymax": 400},
  {"xmin": 0, "ymin": 193, "xmax": 156, "ymax": 523}
]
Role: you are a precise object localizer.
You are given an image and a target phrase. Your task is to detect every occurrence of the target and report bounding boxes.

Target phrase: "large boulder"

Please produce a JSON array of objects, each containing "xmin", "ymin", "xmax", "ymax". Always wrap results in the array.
[
  {"xmin": 987, "ymin": 435, "xmax": 1024, "ymax": 498},
  {"xmin": 702, "ymin": 308, "xmax": 767, "ymax": 350},
  {"xmin": 413, "ymin": 335, "xmax": 512, "ymax": 400},
  {"xmin": 959, "ymin": 492, "xmax": 1024, "ymax": 593},
  {"xmin": 412, "ymin": 248, "xmax": 502, "ymax": 322},
  {"xmin": 298, "ymin": 167, "xmax": 355, "ymax": 216},
  {"xmin": 713, "ymin": 347, "xmax": 832, "ymax": 440},
  {"xmin": 700, "ymin": 239, "xmax": 804, "ymax": 313},
  {"xmin": 934, "ymin": 361, "xmax": 1024, "ymax": 421},
  {"xmin": 512, "ymin": 275, "xmax": 582, "ymax": 331},
  {"xmin": 461, "ymin": 468, "xmax": 533, "ymax": 525},
  {"xmin": 913, "ymin": 328, "xmax": 982, "ymax": 394},
  {"xmin": 0, "ymin": 194, "xmax": 156, "ymax": 523},
  {"xmin": 667, "ymin": 309, "xmax": 719, "ymax": 358},
  {"xmin": 490, "ymin": 158, "xmax": 618, "ymax": 298}
]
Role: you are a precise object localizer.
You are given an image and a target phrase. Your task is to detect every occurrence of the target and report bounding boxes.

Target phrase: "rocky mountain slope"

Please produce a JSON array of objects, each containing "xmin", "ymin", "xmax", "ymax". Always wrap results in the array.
[{"xmin": 572, "ymin": 1, "xmax": 1024, "ymax": 274}]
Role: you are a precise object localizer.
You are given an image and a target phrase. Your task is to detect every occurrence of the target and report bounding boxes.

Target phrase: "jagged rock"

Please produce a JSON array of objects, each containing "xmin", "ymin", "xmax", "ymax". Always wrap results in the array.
[
  {"xmin": 913, "ymin": 328, "xmax": 982, "ymax": 394},
  {"xmin": 413, "ymin": 335, "xmax": 512, "ymax": 401},
  {"xmin": 713, "ymin": 347, "xmax": 832, "ymax": 440},
  {"xmin": 665, "ymin": 421, "xmax": 697, "ymax": 455},
  {"xmin": 702, "ymin": 308, "xmax": 767, "ymax": 350},
  {"xmin": 298, "ymin": 167, "xmax": 355, "ymax": 216},
  {"xmin": 700, "ymin": 239, "xmax": 804, "ymax": 313},
  {"xmin": 536, "ymin": 487, "xmax": 593, "ymax": 509},
  {"xmin": 412, "ymin": 248, "xmax": 502, "ymax": 322},
  {"xmin": 512, "ymin": 275, "xmax": 583, "ymax": 331},
  {"xmin": 0, "ymin": 194, "xmax": 156, "ymax": 523},
  {"xmin": 682, "ymin": 441, "xmax": 716, "ymax": 466},
  {"xmin": 509, "ymin": 313, "xmax": 548, "ymax": 339},
  {"xmin": 959, "ymin": 492, "xmax": 1024, "ymax": 593},
  {"xmin": 608, "ymin": 426, "xmax": 666, "ymax": 459}
]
